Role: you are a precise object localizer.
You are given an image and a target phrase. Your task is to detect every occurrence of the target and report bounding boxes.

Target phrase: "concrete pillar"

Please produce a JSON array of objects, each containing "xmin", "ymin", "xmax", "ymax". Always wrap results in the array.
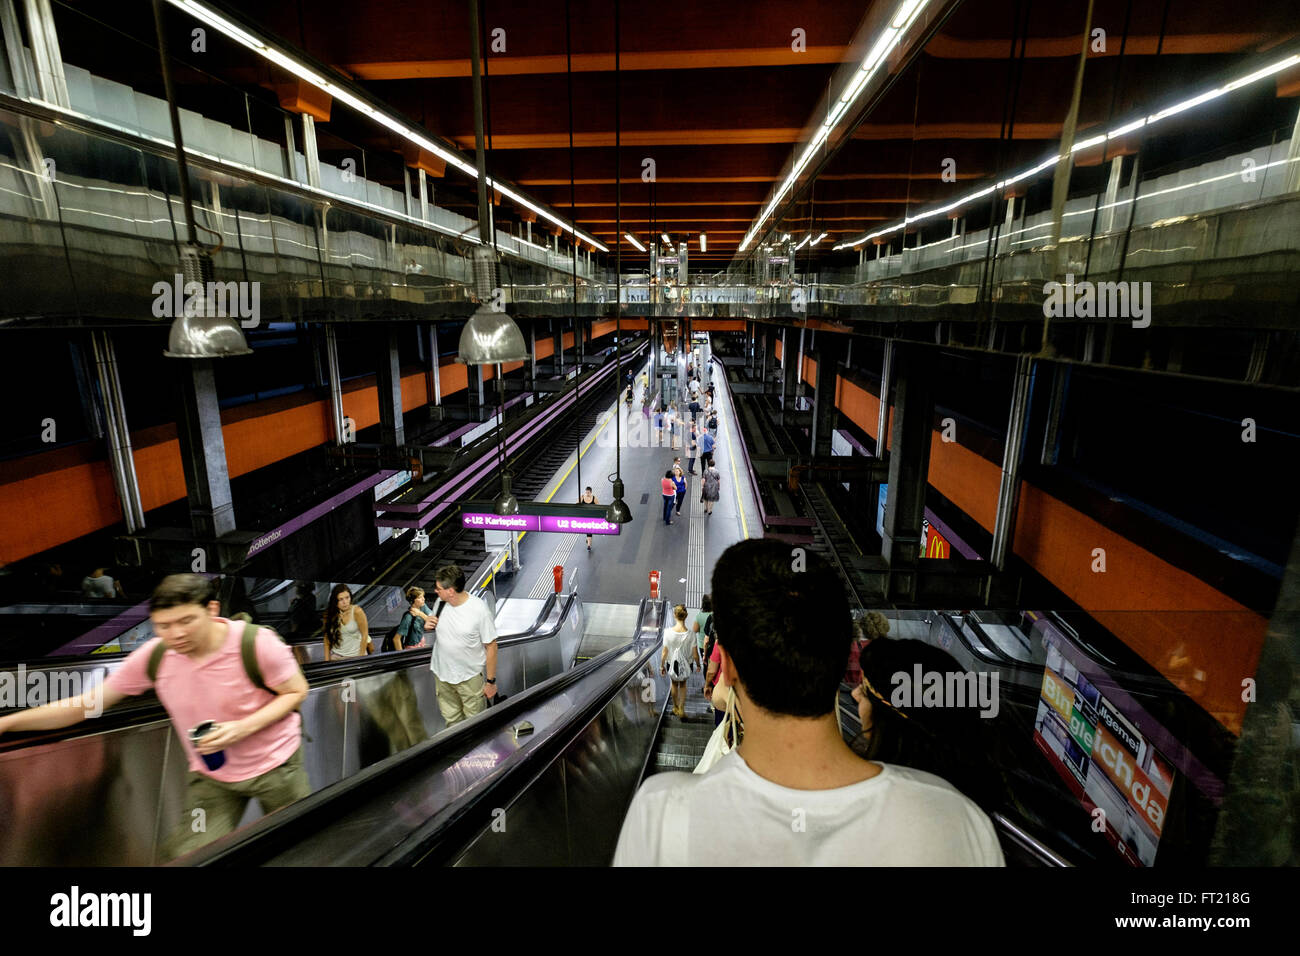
[
  {"xmin": 90, "ymin": 330, "xmax": 144, "ymax": 531},
  {"xmin": 174, "ymin": 360, "xmax": 236, "ymax": 540},
  {"xmin": 324, "ymin": 326, "xmax": 347, "ymax": 443},
  {"xmin": 796, "ymin": 327, "xmax": 806, "ymax": 386},
  {"xmin": 811, "ymin": 335, "xmax": 843, "ymax": 457},
  {"xmin": 1210, "ymin": 517, "xmax": 1300, "ymax": 863},
  {"xmin": 301, "ymin": 114, "xmax": 321, "ymax": 190},
  {"xmin": 418, "ymin": 169, "xmax": 429, "ymax": 223},
  {"xmin": 429, "ymin": 325, "xmax": 442, "ymax": 405},
  {"xmin": 529, "ymin": 322, "xmax": 537, "ymax": 389},
  {"xmin": 21, "ymin": 0, "xmax": 69, "ymax": 107},
  {"xmin": 876, "ymin": 339, "xmax": 893, "ymax": 456},
  {"xmin": 759, "ymin": 325, "xmax": 770, "ymax": 388},
  {"xmin": 1286, "ymin": 101, "xmax": 1300, "ymax": 194},
  {"xmin": 990, "ymin": 353, "xmax": 1033, "ymax": 570},
  {"xmin": 781, "ymin": 327, "xmax": 798, "ymax": 416},
  {"xmin": 376, "ymin": 326, "xmax": 404, "ymax": 446},
  {"xmin": 553, "ymin": 321, "xmax": 564, "ymax": 376},
  {"xmin": 1101, "ymin": 155, "xmax": 1125, "ymax": 233},
  {"xmin": 880, "ymin": 344, "xmax": 935, "ymax": 600}
]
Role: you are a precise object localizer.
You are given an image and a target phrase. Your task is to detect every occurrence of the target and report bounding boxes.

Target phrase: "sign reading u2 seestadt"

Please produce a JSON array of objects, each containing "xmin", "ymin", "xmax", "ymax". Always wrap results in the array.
[{"xmin": 461, "ymin": 512, "xmax": 620, "ymax": 535}]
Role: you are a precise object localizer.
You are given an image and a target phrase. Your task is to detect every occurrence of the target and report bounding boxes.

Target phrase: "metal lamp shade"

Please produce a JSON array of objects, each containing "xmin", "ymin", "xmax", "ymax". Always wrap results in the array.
[
  {"xmin": 163, "ymin": 313, "xmax": 253, "ymax": 358},
  {"xmin": 494, "ymin": 474, "xmax": 520, "ymax": 516},
  {"xmin": 458, "ymin": 305, "xmax": 529, "ymax": 365},
  {"xmin": 605, "ymin": 478, "xmax": 633, "ymax": 525}
]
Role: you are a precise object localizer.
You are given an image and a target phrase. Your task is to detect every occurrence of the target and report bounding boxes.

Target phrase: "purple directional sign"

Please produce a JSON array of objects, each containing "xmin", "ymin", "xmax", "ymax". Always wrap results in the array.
[{"xmin": 461, "ymin": 512, "xmax": 620, "ymax": 535}]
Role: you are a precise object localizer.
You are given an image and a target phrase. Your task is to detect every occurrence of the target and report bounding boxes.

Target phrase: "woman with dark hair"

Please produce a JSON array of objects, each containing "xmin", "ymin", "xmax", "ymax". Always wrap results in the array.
[
  {"xmin": 850, "ymin": 638, "xmax": 1002, "ymax": 813},
  {"xmin": 323, "ymin": 584, "xmax": 371, "ymax": 661}
]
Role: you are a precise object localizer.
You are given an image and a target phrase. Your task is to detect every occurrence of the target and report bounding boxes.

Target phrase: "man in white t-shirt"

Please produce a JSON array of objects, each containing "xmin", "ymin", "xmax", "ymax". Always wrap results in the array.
[
  {"xmin": 613, "ymin": 539, "xmax": 1004, "ymax": 867},
  {"xmin": 427, "ymin": 564, "xmax": 499, "ymax": 727}
]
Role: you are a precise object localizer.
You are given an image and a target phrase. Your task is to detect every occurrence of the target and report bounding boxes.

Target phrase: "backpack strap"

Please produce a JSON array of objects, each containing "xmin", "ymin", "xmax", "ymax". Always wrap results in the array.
[
  {"xmin": 240, "ymin": 621, "xmax": 271, "ymax": 694},
  {"xmin": 146, "ymin": 639, "xmax": 167, "ymax": 684}
]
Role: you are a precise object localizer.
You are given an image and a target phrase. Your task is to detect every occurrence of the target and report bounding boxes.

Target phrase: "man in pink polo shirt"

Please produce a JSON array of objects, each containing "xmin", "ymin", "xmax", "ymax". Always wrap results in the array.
[{"xmin": 0, "ymin": 574, "xmax": 309, "ymax": 858}]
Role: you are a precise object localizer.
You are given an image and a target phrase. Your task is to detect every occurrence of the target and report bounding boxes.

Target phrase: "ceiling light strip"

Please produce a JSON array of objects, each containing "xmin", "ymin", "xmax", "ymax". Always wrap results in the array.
[
  {"xmin": 833, "ymin": 52, "xmax": 1300, "ymax": 250},
  {"xmin": 739, "ymin": 0, "xmax": 935, "ymax": 253},
  {"xmin": 168, "ymin": 0, "xmax": 608, "ymax": 251}
]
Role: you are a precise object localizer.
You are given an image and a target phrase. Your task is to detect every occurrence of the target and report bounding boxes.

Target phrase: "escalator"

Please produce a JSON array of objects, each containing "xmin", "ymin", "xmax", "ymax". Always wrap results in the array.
[
  {"xmin": 0, "ymin": 590, "xmax": 586, "ymax": 865},
  {"xmin": 178, "ymin": 599, "xmax": 670, "ymax": 866}
]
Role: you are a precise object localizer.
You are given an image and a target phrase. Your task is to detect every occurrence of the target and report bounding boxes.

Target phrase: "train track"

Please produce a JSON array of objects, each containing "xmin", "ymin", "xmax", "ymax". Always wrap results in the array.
[{"xmin": 373, "ymin": 360, "xmax": 636, "ymax": 592}]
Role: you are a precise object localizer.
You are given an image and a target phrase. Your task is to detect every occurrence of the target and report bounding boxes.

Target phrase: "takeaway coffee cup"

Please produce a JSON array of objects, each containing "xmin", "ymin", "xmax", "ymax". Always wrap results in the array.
[{"xmin": 189, "ymin": 720, "xmax": 226, "ymax": 771}]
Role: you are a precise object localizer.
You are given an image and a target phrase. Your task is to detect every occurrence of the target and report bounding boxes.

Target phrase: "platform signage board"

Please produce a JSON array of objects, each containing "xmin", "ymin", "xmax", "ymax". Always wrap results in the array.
[{"xmin": 460, "ymin": 511, "xmax": 620, "ymax": 535}]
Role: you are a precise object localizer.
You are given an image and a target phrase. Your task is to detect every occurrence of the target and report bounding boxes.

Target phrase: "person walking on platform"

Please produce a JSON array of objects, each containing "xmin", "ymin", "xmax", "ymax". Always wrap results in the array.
[
  {"xmin": 701, "ymin": 460, "xmax": 721, "ymax": 517},
  {"xmin": 668, "ymin": 403, "xmax": 679, "ymax": 450},
  {"xmin": 661, "ymin": 604, "xmax": 700, "ymax": 719},
  {"xmin": 323, "ymin": 584, "xmax": 372, "ymax": 660},
  {"xmin": 0, "ymin": 574, "xmax": 310, "ymax": 859},
  {"xmin": 673, "ymin": 464, "xmax": 688, "ymax": 518},
  {"xmin": 580, "ymin": 486, "xmax": 598, "ymax": 551},
  {"xmin": 661, "ymin": 470, "xmax": 678, "ymax": 526},
  {"xmin": 686, "ymin": 422, "xmax": 698, "ymax": 475},
  {"xmin": 654, "ymin": 406, "xmax": 666, "ymax": 445},
  {"xmin": 699, "ymin": 427, "xmax": 716, "ymax": 470},
  {"xmin": 427, "ymin": 564, "xmax": 499, "ymax": 727}
]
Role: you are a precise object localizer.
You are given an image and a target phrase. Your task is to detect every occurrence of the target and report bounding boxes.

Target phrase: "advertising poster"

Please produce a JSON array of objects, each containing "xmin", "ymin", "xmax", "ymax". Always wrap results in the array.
[
  {"xmin": 1032, "ymin": 637, "xmax": 1175, "ymax": 866},
  {"xmin": 920, "ymin": 518, "xmax": 951, "ymax": 558}
]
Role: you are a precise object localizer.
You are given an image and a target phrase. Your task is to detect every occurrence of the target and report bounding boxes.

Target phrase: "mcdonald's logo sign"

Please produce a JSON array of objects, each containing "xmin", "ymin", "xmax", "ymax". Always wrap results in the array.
[{"xmin": 922, "ymin": 521, "xmax": 951, "ymax": 559}]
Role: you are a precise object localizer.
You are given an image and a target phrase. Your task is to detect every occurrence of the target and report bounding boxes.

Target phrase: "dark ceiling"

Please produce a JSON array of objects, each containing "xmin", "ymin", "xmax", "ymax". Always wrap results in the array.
[{"xmin": 56, "ymin": 0, "xmax": 1300, "ymax": 269}]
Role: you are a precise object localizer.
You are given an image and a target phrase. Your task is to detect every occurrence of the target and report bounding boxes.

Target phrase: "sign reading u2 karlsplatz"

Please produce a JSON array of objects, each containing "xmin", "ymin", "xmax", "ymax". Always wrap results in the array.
[{"xmin": 461, "ymin": 512, "xmax": 620, "ymax": 535}]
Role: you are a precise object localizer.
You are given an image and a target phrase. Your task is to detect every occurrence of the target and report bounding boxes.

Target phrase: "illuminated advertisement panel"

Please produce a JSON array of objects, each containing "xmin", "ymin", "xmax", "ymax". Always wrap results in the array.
[{"xmin": 1032, "ymin": 637, "xmax": 1175, "ymax": 866}]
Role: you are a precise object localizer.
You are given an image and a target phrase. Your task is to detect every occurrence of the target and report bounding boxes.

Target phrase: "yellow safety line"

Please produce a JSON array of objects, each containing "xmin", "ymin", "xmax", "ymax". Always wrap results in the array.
[{"xmin": 485, "ymin": 400, "xmax": 619, "ymax": 586}]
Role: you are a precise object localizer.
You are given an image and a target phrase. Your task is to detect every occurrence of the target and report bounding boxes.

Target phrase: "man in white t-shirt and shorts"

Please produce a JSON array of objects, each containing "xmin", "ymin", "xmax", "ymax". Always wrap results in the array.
[
  {"xmin": 427, "ymin": 564, "xmax": 499, "ymax": 727},
  {"xmin": 613, "ymin": 538, "xmax": 1004, "ymax": 866}
]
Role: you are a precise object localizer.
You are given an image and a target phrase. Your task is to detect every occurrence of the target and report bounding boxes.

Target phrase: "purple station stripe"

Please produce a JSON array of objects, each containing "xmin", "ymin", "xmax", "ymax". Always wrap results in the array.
[
  {"xmin": 377, "ymin": 354, "xmax": 633, "ymax": 530},
  {"xmin": 50, "ymin": 601, "xmax": 151, "ymax": 657},
  {"xmin": 1036, "ymin": 616, "xmax": 1224, "ymax": 804}
]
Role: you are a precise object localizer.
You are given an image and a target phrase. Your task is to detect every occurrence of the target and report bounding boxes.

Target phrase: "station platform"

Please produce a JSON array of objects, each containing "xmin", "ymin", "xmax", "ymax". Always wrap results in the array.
[{"xmin": 494, "ymin": 350, "xmax": 760, "ymax": 611}]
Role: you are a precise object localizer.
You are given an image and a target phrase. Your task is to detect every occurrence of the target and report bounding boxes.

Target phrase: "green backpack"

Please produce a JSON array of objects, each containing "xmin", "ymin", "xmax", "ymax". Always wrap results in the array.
[{"xmin": 147, "ymin": 620, "xmax": 273, "ymax": 693}]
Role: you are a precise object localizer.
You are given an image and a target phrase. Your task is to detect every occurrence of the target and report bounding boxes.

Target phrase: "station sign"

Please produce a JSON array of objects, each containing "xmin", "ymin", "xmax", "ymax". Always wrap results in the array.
[{"xmin": 459, "ymin": 501, "xmax": 620, "ymax": 535}]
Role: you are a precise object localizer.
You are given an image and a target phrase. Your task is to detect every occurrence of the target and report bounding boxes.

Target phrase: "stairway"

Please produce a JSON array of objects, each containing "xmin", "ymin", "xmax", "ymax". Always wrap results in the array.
[{"xmin": 645, "ymin": 668, "xmax": 718, "ymax": 776}]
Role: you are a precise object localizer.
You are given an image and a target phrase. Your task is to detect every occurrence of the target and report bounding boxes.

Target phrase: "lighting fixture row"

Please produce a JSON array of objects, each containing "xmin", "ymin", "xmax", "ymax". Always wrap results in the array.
[
  {"xmin": 623, "ymin": 234, "xmax": 712, "ymax": 252},
  {"xmin": 168, "ymin": 0, "xmax": 608, "ymax": 252},
  {"xmin": 832, "ymin": 52, "xmax": 1300, "ymax": 251},
  {"xmin": 739, "ymin": 0, "xmax": 931, "ymax": 253}
]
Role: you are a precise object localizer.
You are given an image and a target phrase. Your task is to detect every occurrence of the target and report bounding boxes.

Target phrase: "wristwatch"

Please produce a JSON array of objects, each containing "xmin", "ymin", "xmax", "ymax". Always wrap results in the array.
[{"xmin": 485, "ymin": 677, "xmax": 497, "ymax": 684}]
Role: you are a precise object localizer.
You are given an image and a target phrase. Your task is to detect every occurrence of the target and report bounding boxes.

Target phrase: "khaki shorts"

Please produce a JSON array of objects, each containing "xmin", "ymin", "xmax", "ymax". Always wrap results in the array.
[
  {"xmin": 435, "ymin": 672, "xmax": 487, "ymax": 727},
  {"xmin": 165, "ymin": 745, "xmax": 311, "ymax": 860}
]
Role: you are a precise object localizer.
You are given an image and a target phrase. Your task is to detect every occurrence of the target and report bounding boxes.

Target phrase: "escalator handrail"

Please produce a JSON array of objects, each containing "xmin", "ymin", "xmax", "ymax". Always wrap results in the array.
[
  {"xmin": 378, "ymin": 637, "xmax": 664, "ymax": 866},
  {"xmin": 177, "ymin": 635, "xmax": 650, "ymax": 866},
  {"xmin": 0, "ymin": 593, "xmax": 577, "ymax": 750}
]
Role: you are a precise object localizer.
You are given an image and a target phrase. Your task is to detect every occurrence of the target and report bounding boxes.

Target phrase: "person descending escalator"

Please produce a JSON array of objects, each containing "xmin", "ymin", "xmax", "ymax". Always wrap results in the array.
[
  {"xmin": 661, "ymin": 604, "xmax": 700, "ymax": 719},
  {"xmin": 323, "ymin": 585, "xmax": 372, "ymax": 660},
  {"xmin": 613, "ymin": 539, "xmax": 1003, "ymax": 866},
  {"xmin": 850, "ymin": 637, "xmax": 1005, "ymax": 816},
  {"xmin": 0, "ymin": 574, "xmax": 310, "ymax": 859}
]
